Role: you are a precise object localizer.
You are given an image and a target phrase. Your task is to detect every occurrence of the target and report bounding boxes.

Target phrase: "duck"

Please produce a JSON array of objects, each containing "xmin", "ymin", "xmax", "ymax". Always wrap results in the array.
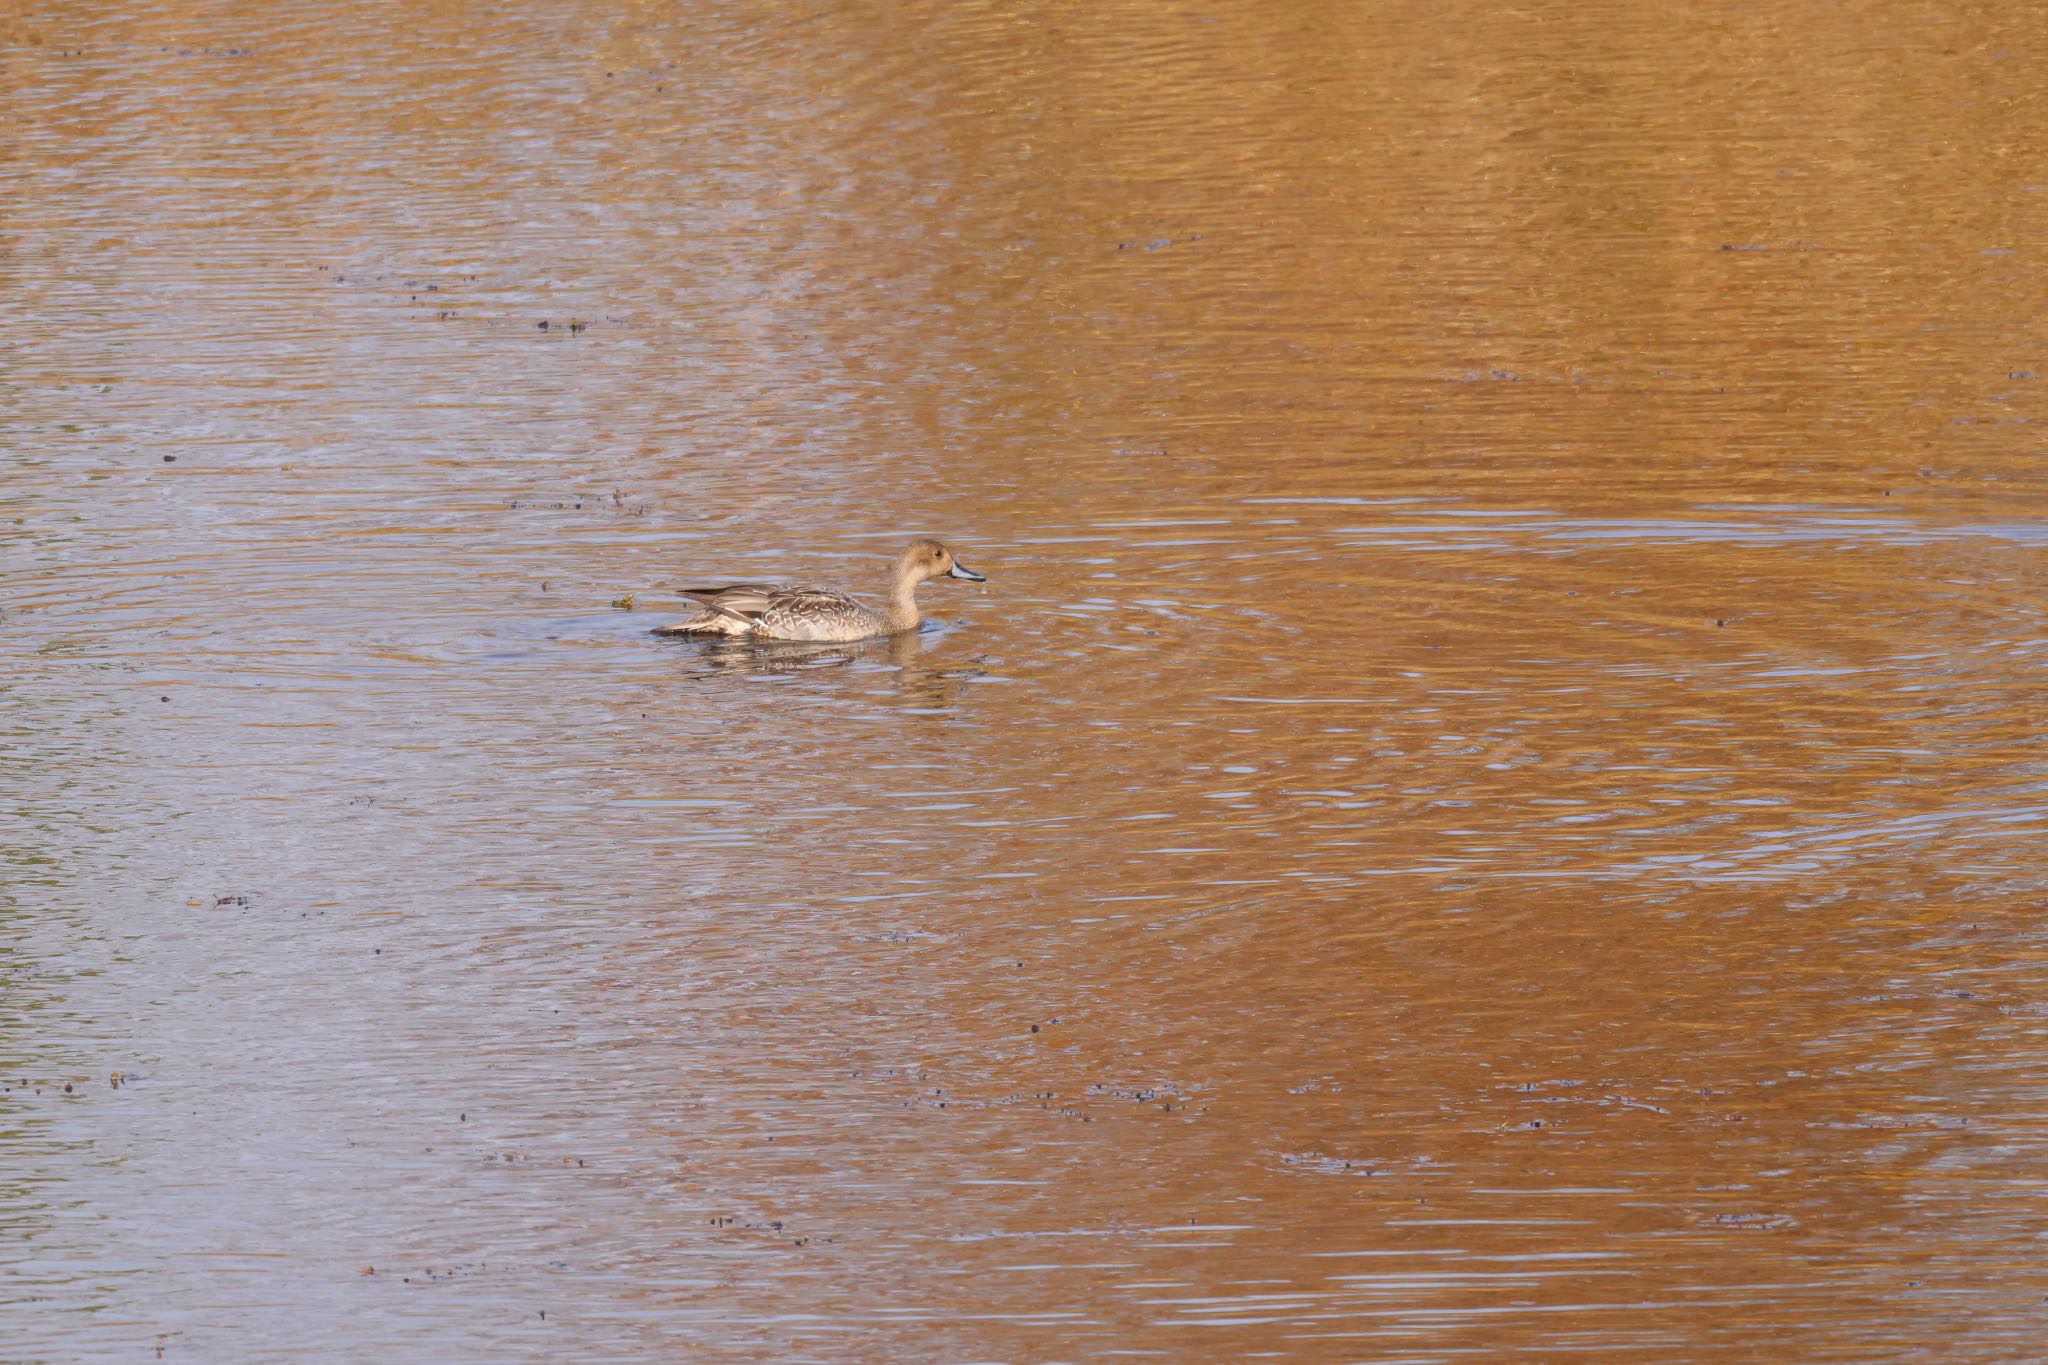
[{"xmin": 653, "ymin": 538, "xmax": 986, "ymax": 643}]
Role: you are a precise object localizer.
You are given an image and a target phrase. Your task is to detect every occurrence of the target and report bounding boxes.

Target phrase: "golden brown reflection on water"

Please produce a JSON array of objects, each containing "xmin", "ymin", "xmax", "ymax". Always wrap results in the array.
[{"xmin": 6, "ymin": 0, "xmax": 2048, "ymax": 1358}]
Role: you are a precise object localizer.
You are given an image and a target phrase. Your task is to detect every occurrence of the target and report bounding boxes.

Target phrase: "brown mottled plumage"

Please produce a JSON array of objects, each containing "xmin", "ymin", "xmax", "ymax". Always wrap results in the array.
[{"xmin": 653, "ymin": 539, "xmax": 986, "ymax": 642}]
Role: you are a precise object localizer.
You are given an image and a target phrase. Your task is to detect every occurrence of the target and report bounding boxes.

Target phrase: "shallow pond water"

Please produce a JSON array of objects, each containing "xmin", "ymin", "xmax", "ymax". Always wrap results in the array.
[{"xmin": 6, "ymin": 1, "xmax": 2048, "ymax": 1359}]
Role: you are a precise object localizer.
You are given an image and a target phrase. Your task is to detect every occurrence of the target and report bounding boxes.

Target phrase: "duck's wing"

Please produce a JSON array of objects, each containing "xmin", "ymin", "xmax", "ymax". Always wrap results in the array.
[
  {"xmin": 676, "ymin": 582, "xmax": 781, "ymax": 626},
  {"xmin": 754, "ymin": 587, "xmax": 882, "ymax": 641}
]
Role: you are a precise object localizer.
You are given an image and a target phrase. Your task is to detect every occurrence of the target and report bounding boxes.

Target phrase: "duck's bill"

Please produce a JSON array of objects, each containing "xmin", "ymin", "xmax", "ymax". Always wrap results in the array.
[{"xmin": 946, "ymin": 562, "xmax": 987, "ymax": 582}]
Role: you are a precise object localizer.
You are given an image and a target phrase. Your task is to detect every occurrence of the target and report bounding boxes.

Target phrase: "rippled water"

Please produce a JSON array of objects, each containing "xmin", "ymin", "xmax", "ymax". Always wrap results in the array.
[{"xmin": 7, "ymin": 1, "xmax": 2048, "ymax": 1359}]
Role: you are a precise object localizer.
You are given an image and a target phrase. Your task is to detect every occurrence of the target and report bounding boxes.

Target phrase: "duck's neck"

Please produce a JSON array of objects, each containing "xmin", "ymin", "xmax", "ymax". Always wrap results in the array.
[{"xmin": 884, "ymin": 572, "xmax": 921, "ymax": 634}]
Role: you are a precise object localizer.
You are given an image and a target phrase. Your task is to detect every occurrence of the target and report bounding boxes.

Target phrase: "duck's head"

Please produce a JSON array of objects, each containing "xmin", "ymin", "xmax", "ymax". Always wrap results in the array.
[{"xmin": 899, "ymin": 537, "xmax": 986, "ymax": 585}]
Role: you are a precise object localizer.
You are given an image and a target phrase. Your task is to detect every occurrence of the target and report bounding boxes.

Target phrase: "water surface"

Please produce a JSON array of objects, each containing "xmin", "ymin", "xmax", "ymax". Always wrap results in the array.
[{"xmin": 6, "ymin": 1, "xmax": 2048, "ymax": 1359}]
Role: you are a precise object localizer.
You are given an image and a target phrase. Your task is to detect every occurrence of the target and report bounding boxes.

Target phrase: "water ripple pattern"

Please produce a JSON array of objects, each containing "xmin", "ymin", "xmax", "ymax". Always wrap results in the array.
[{"xmin": 4, "ymin": 0, "xmax": 2047, "ymax": 1360}]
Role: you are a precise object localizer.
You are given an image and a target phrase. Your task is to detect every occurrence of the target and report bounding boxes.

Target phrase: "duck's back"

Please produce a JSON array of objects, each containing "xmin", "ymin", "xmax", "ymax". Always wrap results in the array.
[{"xmin": 655, "ymin": 582, "xmax": 887, "ymax": 641}]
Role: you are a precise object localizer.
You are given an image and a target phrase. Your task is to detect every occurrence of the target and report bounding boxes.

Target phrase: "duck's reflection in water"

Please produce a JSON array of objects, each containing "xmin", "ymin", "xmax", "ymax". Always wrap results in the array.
[{"xmin": 660, "ymin": 625, "xmax": 984, "ymax": 710}]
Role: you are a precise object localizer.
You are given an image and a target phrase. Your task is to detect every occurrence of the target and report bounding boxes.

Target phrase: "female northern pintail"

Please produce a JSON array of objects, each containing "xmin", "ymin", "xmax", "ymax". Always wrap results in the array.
[{"xmin": 653, "ymin": 538, "xmax": 986, "ymax": 643}]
